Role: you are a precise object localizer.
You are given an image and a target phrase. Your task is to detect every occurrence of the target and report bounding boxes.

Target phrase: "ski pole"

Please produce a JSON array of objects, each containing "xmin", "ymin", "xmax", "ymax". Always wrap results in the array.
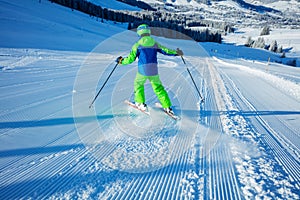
[
  {"xmin": 180, "ymin": 54, "xmax": 204, "ymax": 102},
  {"xmin": 89, "ymin": 62, "xmax": 119, "ymax": 108}
]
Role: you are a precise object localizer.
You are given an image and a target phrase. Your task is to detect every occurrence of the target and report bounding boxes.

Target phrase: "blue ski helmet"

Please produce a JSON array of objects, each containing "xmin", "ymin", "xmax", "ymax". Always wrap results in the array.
[{"xmin": 137, "ymin": 24, "xmax": 151, "ymax": 36}]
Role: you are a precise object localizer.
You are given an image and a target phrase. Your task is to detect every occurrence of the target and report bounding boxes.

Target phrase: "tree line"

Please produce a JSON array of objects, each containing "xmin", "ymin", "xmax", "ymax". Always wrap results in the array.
[
  {"xmin": 49, "ymin": 0, "xmax": 228, "ymax": 43},
  {"xmin": 116, "ymin": 0, "xmax": 156, "ymax": 11}
]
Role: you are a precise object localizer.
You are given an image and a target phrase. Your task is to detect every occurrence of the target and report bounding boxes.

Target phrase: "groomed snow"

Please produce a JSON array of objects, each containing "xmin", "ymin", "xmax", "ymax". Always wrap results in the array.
[{"xmin": 0, "ymin": 0, "xmax": 299, "ymax": 199}]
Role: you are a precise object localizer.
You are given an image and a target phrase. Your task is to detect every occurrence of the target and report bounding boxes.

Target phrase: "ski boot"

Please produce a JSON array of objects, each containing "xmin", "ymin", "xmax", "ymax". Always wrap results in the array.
[
  {"xmin": 135, "ymin": 102, "xmax": 148, "ymax": 112},
  {"xmin": 164, "ymin": 107, "xmax": 174, "ymax": 115}
]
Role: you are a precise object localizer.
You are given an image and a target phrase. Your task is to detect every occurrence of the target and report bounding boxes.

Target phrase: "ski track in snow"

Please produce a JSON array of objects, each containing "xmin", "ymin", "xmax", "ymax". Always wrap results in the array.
[
  {"xmin": 0, "ymin": 0, "xmax": 299, "ymax": 199},
  {"xmin": 0, "ymin": 43, "xmax": 299, "ymax": 199},
  {"xmin": 2, "ymin": 44, "xmax": 300, "ymax": 199},
  {"xmin": 0, "ymin": 3, "xmax": 299, "ymax": 196},
  {"xmin": 208, "ymin": 57, "xmax": 300, "ymax": 199}
]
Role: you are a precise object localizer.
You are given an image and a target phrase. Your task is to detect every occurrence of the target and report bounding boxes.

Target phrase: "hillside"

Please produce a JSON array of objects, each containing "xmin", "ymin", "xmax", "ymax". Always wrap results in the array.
[
  {"xmin": 0, "ymin": 0, "xmax": 299, "ymax": 199},
  {"xmin": 146, "ymin": 0, "xmax": 300, "ymax": 29}
]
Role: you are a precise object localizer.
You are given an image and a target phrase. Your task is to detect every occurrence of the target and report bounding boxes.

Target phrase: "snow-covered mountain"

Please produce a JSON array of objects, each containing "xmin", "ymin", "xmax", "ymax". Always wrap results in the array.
[
  {"xmin": 143, "ymin": 0, "xmax": 300, "ymax": 29},
  {"xmin": 153, "ymin": 0, "xmax": 300, "ymax": 12},
  {"xmin": 83, "ymin": 0, "xmax": 300, "ymax": 32},
  {"xmin": 0, "ymin": 0, "xmax": 299, "ymax": 199}
]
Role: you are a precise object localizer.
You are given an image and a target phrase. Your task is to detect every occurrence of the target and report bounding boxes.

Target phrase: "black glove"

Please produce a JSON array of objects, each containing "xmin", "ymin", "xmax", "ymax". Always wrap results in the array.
[
  {"xmin": 176, "ymin": 48, "xmax": 183, "ymax": 56},
  {"xmin": 116, "ymin": 56, "xmax": 123, "ymax": 64}
]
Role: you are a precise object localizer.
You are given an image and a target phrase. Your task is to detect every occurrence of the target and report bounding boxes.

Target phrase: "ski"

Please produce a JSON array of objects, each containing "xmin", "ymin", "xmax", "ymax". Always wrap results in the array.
[
  {"xmin": 155, "ymin": 103, "xmax": 180, "ymax": 120},
  {"xmin": 124, "ymin": 100, "xmax": 150, "ymax": 115}
]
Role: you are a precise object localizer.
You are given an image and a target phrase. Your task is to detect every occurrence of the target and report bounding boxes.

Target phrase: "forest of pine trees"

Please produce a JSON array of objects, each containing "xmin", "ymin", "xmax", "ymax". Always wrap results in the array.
[{"xmin": 49, "ymin": 0, "xmax": 231, "ymax": 43}]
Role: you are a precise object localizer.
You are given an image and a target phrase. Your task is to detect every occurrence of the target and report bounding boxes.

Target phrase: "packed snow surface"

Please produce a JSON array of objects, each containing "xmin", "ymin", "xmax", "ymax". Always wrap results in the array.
[{"xmin": 0, "ymin": 0, "xmax": 299, "ymax": 199}]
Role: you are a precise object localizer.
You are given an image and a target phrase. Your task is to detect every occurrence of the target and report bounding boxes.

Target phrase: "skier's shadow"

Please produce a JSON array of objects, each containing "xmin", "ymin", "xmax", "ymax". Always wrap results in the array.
[{"xmin": 0, "ymin": 114, "xmax": 128, "ymax": 129}]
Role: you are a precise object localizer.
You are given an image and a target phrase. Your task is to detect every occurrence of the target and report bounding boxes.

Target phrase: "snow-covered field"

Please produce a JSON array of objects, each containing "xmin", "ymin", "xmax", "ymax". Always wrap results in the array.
[
  {"xmin": 223, "ymin": 27, "xmax": 300, "ymax": 59},
  {"xmin": 0, "ymin": 0, "xmax": 299, "ymax": 199}
]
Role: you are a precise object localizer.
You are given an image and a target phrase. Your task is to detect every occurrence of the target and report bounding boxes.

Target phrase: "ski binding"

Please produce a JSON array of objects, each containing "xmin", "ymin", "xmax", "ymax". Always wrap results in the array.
[
  {"xmin": 124, "ymin": 100, "xmax": 150, "ymax": 115},
  {"xmin": 155, "ymin": 103, "xmax": 180, "ymax": 120}
]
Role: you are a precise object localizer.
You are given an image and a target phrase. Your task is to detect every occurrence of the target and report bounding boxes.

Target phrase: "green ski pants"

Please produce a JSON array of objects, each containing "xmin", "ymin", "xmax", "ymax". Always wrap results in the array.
[{"xmin": 134, "ymin": 72, "xmax": 172, "ymax": 108}]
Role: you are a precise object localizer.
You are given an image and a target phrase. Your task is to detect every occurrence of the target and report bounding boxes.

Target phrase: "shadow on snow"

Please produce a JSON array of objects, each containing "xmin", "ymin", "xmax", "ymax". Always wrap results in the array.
[
  {"xmin": 201, "ymin": 110, "xmax": 300, "ymax": 117},
  {"xmin": 0, "ymin": 114, "xmax": 128, "ymax": 129},
  {"xmin": 0, "ymin": 144, "xmax": 85, "ymax": 158}
]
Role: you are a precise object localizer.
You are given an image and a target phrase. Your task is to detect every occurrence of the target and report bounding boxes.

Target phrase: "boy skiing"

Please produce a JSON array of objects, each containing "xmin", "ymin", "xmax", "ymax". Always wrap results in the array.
[{"xmin": 116, "ymin": 24, "xmax": 183, "ymax": 115}]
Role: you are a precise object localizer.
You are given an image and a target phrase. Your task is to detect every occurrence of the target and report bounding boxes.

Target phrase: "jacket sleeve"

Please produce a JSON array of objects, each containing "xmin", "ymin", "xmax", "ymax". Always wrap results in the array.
[
  {"xmin": 157, "ymin": 42, "xmax": 177, "ymax": 56},
  {"xmin": 121, "ymin": 43, "xmax": 139, "ymax": 65}
]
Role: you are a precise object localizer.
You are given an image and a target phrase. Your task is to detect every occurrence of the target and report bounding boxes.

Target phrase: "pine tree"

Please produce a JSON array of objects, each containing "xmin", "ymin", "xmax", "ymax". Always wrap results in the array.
[
  {"xmin": 245, "ymin": 36, "xmax": 254, "ymax": 47},
  {"xmin": 277, "ymin": 46, "xmax": 283, "ymax": 53},
  {"xmin": 260, "ymin": 26, "xmax": 270, "ymax": 36},
  {"xmin": 128, "ymin": 22, "xmax": 132, "ymax": 30},
  {"xmin": 252, "ymin": 37, "xmax": 265, "ymax": 49},
  {"xmin": 269, "ymin": 40, "xmax": 278, "ymax": 52}
]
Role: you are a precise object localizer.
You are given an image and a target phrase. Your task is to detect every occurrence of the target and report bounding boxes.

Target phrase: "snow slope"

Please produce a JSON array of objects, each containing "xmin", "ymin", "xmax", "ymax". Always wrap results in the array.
[
  {"xmin": 245, "ymin": 0, "xmax": 300, "ymax": 14},
  {"xmin": 0, "ymin": 0, "xmax": 299, "ymax": 199},
  {"xmin": 0, "ymin": 0, "xmax": 126, "ymax": 51},
  {"xmin": 222, "ymin": 27, "xmax": 300, "ymax": 59},
  {"xmin": 87, "ymin": 0, "xmax": 140, "ymax": 11}
]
